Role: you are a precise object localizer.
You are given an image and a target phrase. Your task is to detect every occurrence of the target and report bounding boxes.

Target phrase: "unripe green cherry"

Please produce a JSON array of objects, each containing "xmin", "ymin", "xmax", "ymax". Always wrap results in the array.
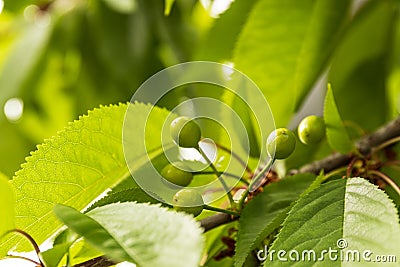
[
  {"xmin": 170, "ymin": 117, "xmax": 201, "ymax": 148},
  {"xmin": 161, "ymin": 162, "xmax": 193, "ymax": 187},
  {"xmin": 267, "ymin": 128, "xmax": 296, "ymax": 159},
  {"xmin": 173, "ymin": 188, "xmax": 204, "ymax": 217},
  {"xmin": 298, "ymin": 115, "xmax": 326, "ymax": 145}
]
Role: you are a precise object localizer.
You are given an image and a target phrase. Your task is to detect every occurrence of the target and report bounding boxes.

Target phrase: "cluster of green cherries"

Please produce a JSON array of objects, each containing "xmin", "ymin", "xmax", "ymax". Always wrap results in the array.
[{"xmin": 166, "ymin": 115, "xmax": 326, "ymax": 217}]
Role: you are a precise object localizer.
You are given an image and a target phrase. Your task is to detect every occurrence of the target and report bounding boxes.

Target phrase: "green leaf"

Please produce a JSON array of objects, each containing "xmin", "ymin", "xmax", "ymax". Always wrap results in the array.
[
  {"xmin": 54, "ymin": 203, "xmax": 205, "ymax": 267},
  {"xmin": 70, "ymin": 240, "xmax": 103, "ymax": 262},
  {"xmin": 40, "ymin": 229, "xmax": 79, "ymax": 267},
  {"xmin": 0, "ymin": 172, "xmax": 14, "ymax": 237},
  {"xmin": 264, "ymin": 178, "xmax": 400, "ymax": 266},
  {"xmin": 324, "ymin": 84, "xmax": 355, "ymax": 154},
  {"xmin": 164, "ymin": 0, "xmax": 175, "ymax": 16},
  {"xmin": 204, "ymin": 223, "xmax": 236, "ymax": 263},
  {"xmin": 53, "ymin": 229, "xmax": 78, "ymax": 247},
  {"xmin": 328, "ymin": 0, "xmax": 398, "ymax": 131},
  {"xmin": 54, "ymin": 204, "xmax": 131, "ymax": 263},
  {"xmin": 84, "ymin": 188, "xmax": 164, "ymax": 213},
  {"xmin": 234, "ymin": 173, "xmax": 316, "ymax": 267},
  {"xmin": 0, "ymin": 103, "xmax": 172, "ymax": 254},
  {"xmin": 40, "ymin": 243, "xmax": 71, "ymax": 267},
  {"xmin": 233, "ymin": 0, "xmax": 351, "ymax": 126}
]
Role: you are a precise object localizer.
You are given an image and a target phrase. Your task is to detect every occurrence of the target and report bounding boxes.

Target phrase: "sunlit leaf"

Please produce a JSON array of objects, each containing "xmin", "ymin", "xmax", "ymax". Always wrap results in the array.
[
  {"xmin": 324, "ymin": 84, "xmax": 355, "ymax": 154},
  {"xmin": 54, "ymin": 203, "xmax": 204, "ymax": 267},
  {"xmin": 164, "ymin": 0, "xmax": 175, "ymax": 16},
  {"xmin": 0, "ymin": 103, "xmax": 172, "ymax": 254}
]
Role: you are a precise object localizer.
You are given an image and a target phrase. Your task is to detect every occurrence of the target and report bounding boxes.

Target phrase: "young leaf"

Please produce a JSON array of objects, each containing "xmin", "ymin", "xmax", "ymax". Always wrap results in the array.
[
  {"xmin": 234, "ymin": 0, "xmax": 351, "ymax": 126},
  {"xmin": 324, "ymin": 84, "xmax": 355, "ymax": 154},
  {"xmin": 0, "ymin": 173, "xmax": 14, "ymax": 237},
  {"xmin": 40, "ymin": 243, "xmax": 71, "ymax": 267},
  {"xmin": 0, "ymin": 103, "xmax": 172, "ymax": 254},
  {"xmin": 264, "ymin": 178, "xmax": 400, "ymax": 266},
  {"xmin": 54, "ymin": 203, "xmax": 205, "ymax": 267},
  {"xmin": 234, "ymin": 173, "xmax": 316, "ymax": 267},
  {"xmin": 39, "ymin": 229, "xmax": 79, "ymax": 267}
]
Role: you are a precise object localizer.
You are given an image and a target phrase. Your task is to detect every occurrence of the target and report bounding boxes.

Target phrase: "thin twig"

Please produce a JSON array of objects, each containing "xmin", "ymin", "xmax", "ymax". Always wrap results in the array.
[
  {"xmin": 368, "ymin": 170, "xmax": 400, "ymax": 197},
  {"xmin": 4, "ymin": 254, "xmax": 41, "ymax": 266},
  {"xmin": 197, "ymin": 146, "xmax": 235, "ymax": 206},
  {"xmin": 203, "ymin": 205, "xmax": 240, "ymax": 216},
  {"xmin": 372, "ymin": 136, "xmax": 400, "ymax": 153},
  {"xmin": 71, "ymin": 256, "xmax": 116, "ymax": 267}
]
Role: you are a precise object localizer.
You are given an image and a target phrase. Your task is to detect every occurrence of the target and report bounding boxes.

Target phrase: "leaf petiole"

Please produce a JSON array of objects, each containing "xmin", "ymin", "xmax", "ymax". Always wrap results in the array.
[
  {"xmin": 203, "ymin": 205, "xmax": 240, "ymax": 216},
  {"xmin": 238, "ymin": 158, "xmax": 275, "ymax": 211},
  {"xmin": 194, "ymin": 171, "xmax": 250, "ymax": 185},
  {"xmin": 197, "ymin": 145, "xmax": 236, "ymax": 208}
]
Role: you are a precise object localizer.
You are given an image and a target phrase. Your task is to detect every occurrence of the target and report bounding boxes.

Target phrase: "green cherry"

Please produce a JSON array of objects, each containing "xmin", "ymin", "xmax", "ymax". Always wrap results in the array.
[
  {"xmin": 173, "ymin": 188, "xmax": 204, "ymax": 217},
  {"xmin": 161, "ymin": 162, "xmax": 193, "ymax": 187},
  {"xmin": 298, "ymin": 115, "xmax": 326, "ymax": 145},
  {"xmin": 170, "ymin": 116, "xmax": 201, "ymax": 148},
  {"xmin": 267, "ymin": 128, "xmax": 296, "ymax": 159}
]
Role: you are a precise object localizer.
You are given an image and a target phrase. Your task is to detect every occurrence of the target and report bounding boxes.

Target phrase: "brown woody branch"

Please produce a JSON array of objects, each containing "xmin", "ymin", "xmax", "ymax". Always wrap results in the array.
[
  {"xmin": 71, "ymin": 256, "xmax": 116, "ymax": 267},
  {"xmin": 73, "ymin": 116, "xmax": 400, "ymax": 267},
  {"xmin": 199, "ymin": 116, "xmax": 400, "ymax": 231}
]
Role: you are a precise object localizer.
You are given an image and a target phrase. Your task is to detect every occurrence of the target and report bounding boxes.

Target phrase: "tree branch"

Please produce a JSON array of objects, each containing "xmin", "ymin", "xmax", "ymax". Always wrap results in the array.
[
  {"xmin": 71, "ymin": 256, "xmax": 116, "ymax": 267},
  {"xmin": 199, "ymin": 116, "xmax": 400, "ymax": 231},
  {"xmin": 72, "ymin": 117, "xmax": 400, "ymax": 267}
]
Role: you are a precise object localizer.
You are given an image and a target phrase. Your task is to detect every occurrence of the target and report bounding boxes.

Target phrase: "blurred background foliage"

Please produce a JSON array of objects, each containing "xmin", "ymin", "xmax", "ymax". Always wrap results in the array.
[
  {"xmin": 0, "ymin": 0, "xmax": 210, "ymax": 176},
  {"xmin": 0, "ymin": 0, "xmax": 400, "ymax": 181}
]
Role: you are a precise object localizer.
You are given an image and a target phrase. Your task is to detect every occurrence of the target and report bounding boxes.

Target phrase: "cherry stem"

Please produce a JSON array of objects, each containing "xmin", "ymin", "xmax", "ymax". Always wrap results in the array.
[
  {"xmin": 368, "ymin": 170, "xmax": 400, "ymax": 197},
  {"xmin": 2, "ymin": 229, "xmax": 41, "ymax": 255},
  {"xmin": 194, "ymin": 171, "xmax": 250, "ymax": 185},
  {"xmin": 238, "ymin": 158, "xmax": 275, "ymax": 211},
  {"xmin": 197, "ymin": 146, "xmax": 236, "ymax": 208},
  {"xmin": 211, "ymin": 141, "xmax": 253, "ymax": 177},
  {"xmin": 248, "ymin": 158, "xmax": 275, "ymax": 192},
  {"xmin": 0, "ymin": 229, "xmax": 44, "ymax": 266},
  {"xmin": 203, "ymin": 205, "xmax": 240, "ymax": 216}
]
